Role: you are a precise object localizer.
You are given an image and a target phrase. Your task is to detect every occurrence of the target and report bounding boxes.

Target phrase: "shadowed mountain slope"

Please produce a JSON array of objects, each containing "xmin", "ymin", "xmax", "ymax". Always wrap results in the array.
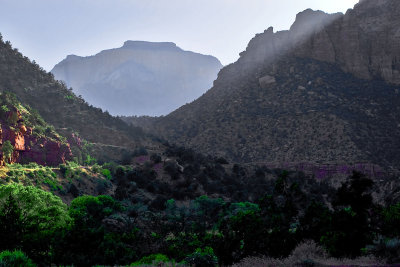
[{"xmin": 145, "ymin": 0, "xmax": 400, "ymax": 170}]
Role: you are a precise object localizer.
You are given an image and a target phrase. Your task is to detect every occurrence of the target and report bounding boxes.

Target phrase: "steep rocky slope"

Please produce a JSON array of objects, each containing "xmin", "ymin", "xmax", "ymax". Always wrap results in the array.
[
  {"xmin": 52, "ymin": 41, "xmax": 222, "ymax": 116},
  {"xmin": 0, "ymin": 36, "xmax": 159, "ymax": 162},
  {"xmin": 147, "ymin": 0, "xmax": 400, "ymax": 170},
  {"xmin": 239, "ymin": 0, "xmax": 400, "ymax": 84},
  {"xmin": 0, "ymin": 92, "xmax": 72, "ymax": 166}
]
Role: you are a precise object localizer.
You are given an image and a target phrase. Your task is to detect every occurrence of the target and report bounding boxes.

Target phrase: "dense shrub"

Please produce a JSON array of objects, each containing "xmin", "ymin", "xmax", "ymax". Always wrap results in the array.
[
  {"xmin": 0, "ymin": 184, "xmax": 70, "ymax": 264},
  {"xmin": 0, "ymin": 250, "xmax": 36, "ymax": 267},
  {"xmin": 184, "ymin": 247, "xmax": 218, "ymax": 267},
  {"xmin": 54, "ymin": 195, "xmax": 137, "ymax": 266},
  {"xmin": 130, "ymin": 253, "xmax": 170, "ymax": 266}
]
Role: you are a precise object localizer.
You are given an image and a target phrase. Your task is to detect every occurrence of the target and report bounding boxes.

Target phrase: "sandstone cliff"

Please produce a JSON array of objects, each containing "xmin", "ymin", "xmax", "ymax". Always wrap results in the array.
[{"xmin": 51, "ymin": 41, "xmax": 222, "ymax": 116}]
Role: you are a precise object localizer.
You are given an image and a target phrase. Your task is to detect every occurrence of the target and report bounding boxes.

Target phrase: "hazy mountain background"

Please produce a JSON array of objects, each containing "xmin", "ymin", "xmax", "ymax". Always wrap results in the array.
[{"xmin": 51, "ymin": 41, "xmax": 222, "ymax": 116}]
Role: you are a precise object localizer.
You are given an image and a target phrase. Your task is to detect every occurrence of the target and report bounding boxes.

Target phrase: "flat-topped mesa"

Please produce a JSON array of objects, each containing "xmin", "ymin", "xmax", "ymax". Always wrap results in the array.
[
  {"xmin": 51, "ymin": 40, "xmax": 222, "ymax": 116},
  {"xmin": 122, "ymin": 40, "xmax": 180, "ymax": 51},
  {"xmin": 65, "ymin": 54, "xmax": 82, "ymax": 60}
]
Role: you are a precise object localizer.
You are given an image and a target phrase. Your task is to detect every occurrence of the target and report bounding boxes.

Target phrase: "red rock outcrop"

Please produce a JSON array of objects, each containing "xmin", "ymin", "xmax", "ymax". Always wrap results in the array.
[
  {"xmin": 0, "ymin": 108, "xmax": 73, "ymax": 166},
  {"xmin": 21, "ymin": 135, "xmax": 73, "ymax": 166}
]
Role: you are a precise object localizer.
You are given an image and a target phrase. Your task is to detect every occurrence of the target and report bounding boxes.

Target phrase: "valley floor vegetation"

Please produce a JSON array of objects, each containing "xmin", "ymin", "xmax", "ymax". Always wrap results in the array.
[{"xmin": 0, "ymin": 147, "xmax": 399, "ymax": 266}]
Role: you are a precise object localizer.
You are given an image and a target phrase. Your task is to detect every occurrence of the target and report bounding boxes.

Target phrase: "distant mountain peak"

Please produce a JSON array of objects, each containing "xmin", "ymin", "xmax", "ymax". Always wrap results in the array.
[
  {"xmin": 52, "ymin": 41, "xmax": 222, "ymax": 116},
  {"xmin": 65, "ymin": 54, "xmax": 82, "ymax": 61},
  {"xmin": 122, "ymin": 40, "xmax": 180, "ymax": 51},
  {"xmin": 290, "ymin": 8, "xmax": 342, "ymax": 33}
]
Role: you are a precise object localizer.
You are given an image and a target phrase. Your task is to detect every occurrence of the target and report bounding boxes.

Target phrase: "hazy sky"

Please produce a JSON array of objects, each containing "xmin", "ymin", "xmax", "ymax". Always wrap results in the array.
[{"xmin": 0, "ymin": 0, "xmax": 359, "ymax": 71}]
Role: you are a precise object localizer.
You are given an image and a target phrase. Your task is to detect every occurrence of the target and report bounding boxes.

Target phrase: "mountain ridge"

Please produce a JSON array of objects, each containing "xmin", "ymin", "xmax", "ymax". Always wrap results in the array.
[
  {"xmin": 51, "ymin": 41, "xmax": 222, "ymax": 116},
  {"xmin": 0, "ymin": 34, "xmax": 159, "ymax": 164}
]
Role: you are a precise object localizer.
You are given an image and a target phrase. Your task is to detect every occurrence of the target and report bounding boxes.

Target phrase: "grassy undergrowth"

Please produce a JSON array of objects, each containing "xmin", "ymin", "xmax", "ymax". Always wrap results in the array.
[{"xmin": 0, "ymin": 162, "xmax": 113, "ymax": 194}]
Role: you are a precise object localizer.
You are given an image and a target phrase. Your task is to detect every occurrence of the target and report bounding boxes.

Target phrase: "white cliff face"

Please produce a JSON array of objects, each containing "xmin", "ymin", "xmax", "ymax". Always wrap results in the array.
[{"xmin": 51, "ymin": 41, "xmax": 222, "ymax": 116}]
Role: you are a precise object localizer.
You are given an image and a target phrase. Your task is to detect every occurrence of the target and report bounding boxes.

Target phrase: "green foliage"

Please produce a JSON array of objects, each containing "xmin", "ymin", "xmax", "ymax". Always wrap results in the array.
[
  {"xmin": 0, "ymin": 184, "xmax": 70, "ymax": 263},
  {"xmin": 0, "ymin": 154, "xmax": 396, "ymax": 266},
  {"xmin": 217, "ymin": 202, "xmax": 265, "ymax": 264},
  {"xmin": 2, "ymin": 140, "xmax": 14, "ymax": 163},
  {"xmin": 4, "ymin": 164, "xmax": 63, "ymax": 191},
  {"xmin": 184, "ymin": 247, "xmax": 218, "ymax": 267},
  {"xmin": 101, "ymin": 168, "xmax": 112, "ymax": 180},
  {"xmin": 383, "ymin": 202, "xmax": 400, "ymax": 237},
  {"xmin": 59, "ymin": 161, "xmax": 83, "ymax": 180},
  {"xmin": 69, "ymin": 195, "xmax": 123, "ymax": 224},
  {"xmin": 166, "ymin": 232, "xmax": 204, "ymax": 261},
  {"xmin": 0, "ymin": 92, "xmax": 67, "ymax": 145},
  {"xmin": 228, "ymin": 201, "xmax": 260, "ymax": 216},
  {"xmin": 130, "ymin": 254, "xmax": 170, "ymax": 266},
  {"xmin": 84, "ymin": 154, "xmax": 97, "ymax": 166},
  {"xmin": 54, "ymin": 195, "xmax": 137, "ymax": 266},
  {"xmin": 320, "ymin": 172, "xmax": 375, "ymax": 258},
  {"xmin": 299, "ymin": 202, "xmax": 333, "ymax": 242},
  {"xmin": 0, "ymin": 105, "xmax": 9, "ymax": 113},
  {"xmin": 0, "ymin": 250, "xmax": 36, "ymax": 267}
]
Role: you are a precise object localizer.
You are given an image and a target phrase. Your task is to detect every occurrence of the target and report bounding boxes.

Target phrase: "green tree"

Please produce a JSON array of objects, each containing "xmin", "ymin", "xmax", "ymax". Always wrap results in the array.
[
  {"xmin": 56, "ymin": 195, "xmax": 137, "ymax": 266},
  {"xmin": 0, "ymin": 250, "xmax": 36, "ymax": 267},
  {"xmin": 2, "ymin": 140, "xmax": 14, "ymax": 164},
  {"xmin": 184, "ymin": 247, "xmax": 218, "ymax": 267},
  {"xmin": 216, "ymin": 202, "xmax": 265, "ymax": 264},
  {"xmin": 322, "ymin": 171, "xmax": 375, "ymax": 257},
  {"xmin": 299, "ymin": 201, "xmax": 333, "ymax": 242},
  {"xmin": 0, "ymin": 184, "xmax": 70, "ymax": 264},
  {"xmin": 382, "ymin": 202, "xmax": 400, "ymax": 237}
]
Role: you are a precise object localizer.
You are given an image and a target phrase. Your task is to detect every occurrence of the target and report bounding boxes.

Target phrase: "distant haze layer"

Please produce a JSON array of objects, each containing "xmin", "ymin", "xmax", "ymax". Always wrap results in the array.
[
  {"xmin": 51, "ymin": 41, "xmax": 222, "ymax": 116},
  {"xmin": 0, "ymin": 0, "xmax": 359, "ymax": 71}
]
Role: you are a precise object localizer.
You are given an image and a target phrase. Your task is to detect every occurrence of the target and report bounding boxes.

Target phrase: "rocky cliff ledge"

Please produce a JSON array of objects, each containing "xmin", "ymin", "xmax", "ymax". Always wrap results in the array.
[
  {"xmin": 0, "ymin": 99, "xmax": 72, "ymax": 166},
  {"xmin": 238, "ymin": 0, "xmax": 400, "ymax": 84}
]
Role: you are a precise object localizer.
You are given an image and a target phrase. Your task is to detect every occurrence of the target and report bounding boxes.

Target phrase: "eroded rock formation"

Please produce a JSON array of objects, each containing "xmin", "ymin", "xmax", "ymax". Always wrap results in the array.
[
  {"xmin": 0, "ymin": 107, "xmax": 72, "ymax": 166},
  {"xmin": 239, "ymin": 0, "xmax": 400, "ymax": 84}
]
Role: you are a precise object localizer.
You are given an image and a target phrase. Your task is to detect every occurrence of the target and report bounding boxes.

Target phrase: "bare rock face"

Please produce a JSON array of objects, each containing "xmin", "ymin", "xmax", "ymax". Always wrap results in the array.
[
  {"xmin": 259, "ymin": 75, "xmax": 276, "ymax": 88},
  {"xmin": 238, "ymin": 11, "xmax": 342, "ymax": 67},
  {"xmin": 22, "ymin": 137, "xmax": 73, "ymax": 166},
  {"xmin": 239, "ymin": 0, "xmax": 400, "ymax": 85}
]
